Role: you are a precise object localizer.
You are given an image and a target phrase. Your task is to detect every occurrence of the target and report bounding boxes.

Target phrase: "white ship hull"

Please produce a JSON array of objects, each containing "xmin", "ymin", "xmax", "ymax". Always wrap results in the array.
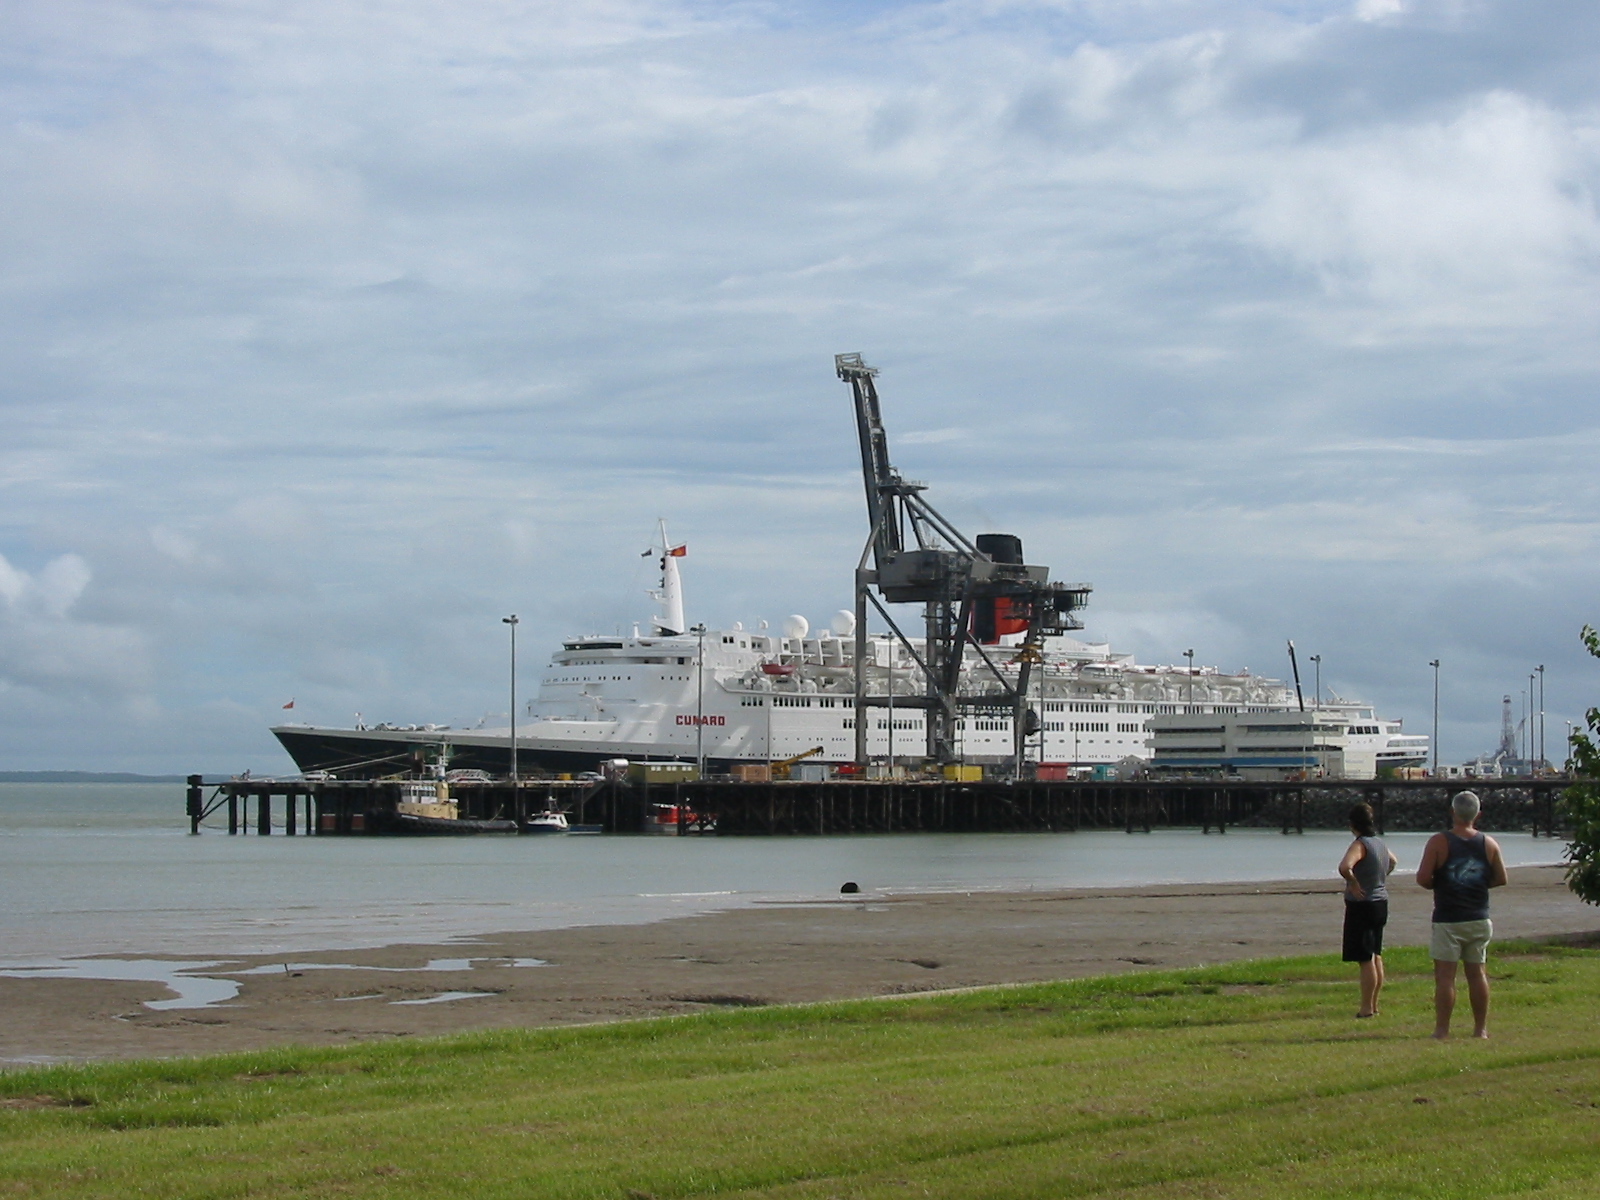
[{"xmin": 273, "ymin": 529, "xmax": 1424, "ymax": 779}]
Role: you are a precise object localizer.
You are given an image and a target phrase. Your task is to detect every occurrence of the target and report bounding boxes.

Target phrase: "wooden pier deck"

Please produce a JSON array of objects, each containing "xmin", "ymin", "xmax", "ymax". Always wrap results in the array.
[{"xmin": 186, "ymin": 775, "xmax": 1575, "ymax": 837}]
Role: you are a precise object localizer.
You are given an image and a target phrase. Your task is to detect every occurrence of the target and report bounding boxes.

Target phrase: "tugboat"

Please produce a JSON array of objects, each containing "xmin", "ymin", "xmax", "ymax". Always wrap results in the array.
[{"xmin": 377, "ymin": 756, "xmax": 519, "ymax": 835}]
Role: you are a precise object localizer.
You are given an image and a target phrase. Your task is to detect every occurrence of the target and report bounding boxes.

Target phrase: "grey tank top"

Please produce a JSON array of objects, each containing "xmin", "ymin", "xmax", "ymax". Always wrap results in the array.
[
  {"xmin": 1433, "ymin": 831, "xmax": 1491, "ymax": 923},
  {"xmin": 1346, "ymin": 835, "xmax": 1390, "ymax": 902}
]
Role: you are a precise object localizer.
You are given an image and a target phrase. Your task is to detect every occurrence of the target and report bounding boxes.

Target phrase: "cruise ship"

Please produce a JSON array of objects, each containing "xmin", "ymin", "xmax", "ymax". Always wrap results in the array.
[{"xmin": 272, "ymin": 530, "xmax": 1427, "ymax": 780}]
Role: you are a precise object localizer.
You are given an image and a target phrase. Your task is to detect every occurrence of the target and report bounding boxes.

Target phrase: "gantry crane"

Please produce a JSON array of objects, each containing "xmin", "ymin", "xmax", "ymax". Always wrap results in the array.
[{"xmin": 837, "ymin": 353, "xmax": 1092, "ymax": 772}]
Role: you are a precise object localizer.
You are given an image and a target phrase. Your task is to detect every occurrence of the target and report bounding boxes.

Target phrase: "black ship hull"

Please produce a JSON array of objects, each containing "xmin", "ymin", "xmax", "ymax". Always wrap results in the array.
[{"xmin": 272, "ymin": 726, "xmax": 616, "ymax": 779}]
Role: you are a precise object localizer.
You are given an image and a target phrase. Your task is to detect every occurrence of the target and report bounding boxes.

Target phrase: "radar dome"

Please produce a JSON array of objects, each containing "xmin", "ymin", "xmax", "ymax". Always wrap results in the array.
[
  {"xmin": 782, "ymin": 615, "xmax": 810, "ymax": 640},
  {"xmin": 832, "ymin": 610, "xmax": 856, "ymax": 636}
]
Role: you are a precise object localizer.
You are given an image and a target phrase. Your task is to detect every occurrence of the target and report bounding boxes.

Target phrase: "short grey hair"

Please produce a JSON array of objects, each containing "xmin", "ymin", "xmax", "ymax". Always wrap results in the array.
[{"xmin": 1451, "ymin": 791, "xmax": 1481, "ymax": 822}]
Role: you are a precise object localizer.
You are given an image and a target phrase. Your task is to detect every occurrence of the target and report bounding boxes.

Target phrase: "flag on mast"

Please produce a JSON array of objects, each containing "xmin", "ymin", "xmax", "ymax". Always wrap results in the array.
[
  {"xmin": 668, "ymin": 544, "xmax": 687, "ymax": 557},
  {"xmin": 282, "ymin": 699, "xmax": 295, "ymax": 710}
]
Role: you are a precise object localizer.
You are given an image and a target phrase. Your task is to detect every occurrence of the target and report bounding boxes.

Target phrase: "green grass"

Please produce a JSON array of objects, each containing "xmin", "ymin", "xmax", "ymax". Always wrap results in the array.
[{"xmin": 4, "ymin": 942, "xmax": 1599, "ymax": 1198}]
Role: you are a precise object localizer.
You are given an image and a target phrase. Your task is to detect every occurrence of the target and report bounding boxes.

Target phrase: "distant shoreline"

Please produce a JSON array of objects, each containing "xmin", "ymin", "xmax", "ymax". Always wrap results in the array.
[{"xmin": 0, "ymin": 772, "xmax": 187, "ymax": 784}]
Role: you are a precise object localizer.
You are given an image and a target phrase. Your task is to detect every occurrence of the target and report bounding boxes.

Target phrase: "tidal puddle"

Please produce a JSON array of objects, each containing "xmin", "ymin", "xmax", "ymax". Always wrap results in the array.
[
  {"xmin": 0, "ymin": 960, "xmax": 241, "ymax": 1010},
  {"xmin": 0, "ymin": 956, "xmax": 544, "ymax": 1010}
]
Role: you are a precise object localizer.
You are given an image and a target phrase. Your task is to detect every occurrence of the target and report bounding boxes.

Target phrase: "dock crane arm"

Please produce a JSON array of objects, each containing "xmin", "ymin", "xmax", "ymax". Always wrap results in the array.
[
  {"xmin": 836, "ymin": 352, "xmax": 1091, "ymax": 772},
  {"xmin": 770, "ymin": 746, "xmax": 827, "ymax": 781}
]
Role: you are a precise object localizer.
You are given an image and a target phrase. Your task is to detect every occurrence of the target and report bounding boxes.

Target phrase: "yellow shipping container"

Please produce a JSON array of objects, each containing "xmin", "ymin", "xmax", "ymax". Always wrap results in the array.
[{"xmin": 943, "ymin": 765, "xmax": 983, "ymax": 782}]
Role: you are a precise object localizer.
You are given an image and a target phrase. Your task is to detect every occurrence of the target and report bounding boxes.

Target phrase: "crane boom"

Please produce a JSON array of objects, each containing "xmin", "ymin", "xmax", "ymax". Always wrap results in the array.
[{"xmin": 836, "ymin": 353, "xmax": 1092, "ymax": 771}]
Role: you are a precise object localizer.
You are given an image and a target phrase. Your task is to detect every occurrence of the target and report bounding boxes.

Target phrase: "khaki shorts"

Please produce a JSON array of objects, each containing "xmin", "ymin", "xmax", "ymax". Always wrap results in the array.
[{"xmin": 1431, "ymin": 919, "xmax": 1492, "ymax": 964}]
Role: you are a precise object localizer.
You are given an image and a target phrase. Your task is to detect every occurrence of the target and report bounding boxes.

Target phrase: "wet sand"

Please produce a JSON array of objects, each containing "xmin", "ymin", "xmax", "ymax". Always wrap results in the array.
[{"xmin": 4, "ymin": 864, "xmax": 1595, "ymax": 1065}]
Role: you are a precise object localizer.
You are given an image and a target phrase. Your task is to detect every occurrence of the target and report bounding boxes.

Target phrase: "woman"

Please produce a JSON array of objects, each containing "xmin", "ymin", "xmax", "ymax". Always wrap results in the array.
[{"xmin": 1339, "ymin": 802, "xmax": 1398, "ymax": 1019}]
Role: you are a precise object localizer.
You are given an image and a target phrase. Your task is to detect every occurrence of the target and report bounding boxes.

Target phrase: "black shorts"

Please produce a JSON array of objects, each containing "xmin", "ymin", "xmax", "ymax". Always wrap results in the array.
[{"xmin": 1342, "ymin": 899, "xmax": 1388, "ymax": 963}]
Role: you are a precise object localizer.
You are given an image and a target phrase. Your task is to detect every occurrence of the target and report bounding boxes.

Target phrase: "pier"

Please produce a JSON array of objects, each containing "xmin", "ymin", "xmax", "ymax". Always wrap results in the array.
[
  {"xmin": 186, "ymin": 775, "xmax": 641, "ymax": 835},
  {"xmin": 187, "ymin": 774, "xmax": 1576, "ymax": 837}
]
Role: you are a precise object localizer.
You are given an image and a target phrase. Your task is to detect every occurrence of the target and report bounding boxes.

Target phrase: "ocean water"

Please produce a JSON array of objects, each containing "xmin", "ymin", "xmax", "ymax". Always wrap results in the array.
[{"xmin": 0, "ymin": 783, "xmax": 1570, "ymax": 962}]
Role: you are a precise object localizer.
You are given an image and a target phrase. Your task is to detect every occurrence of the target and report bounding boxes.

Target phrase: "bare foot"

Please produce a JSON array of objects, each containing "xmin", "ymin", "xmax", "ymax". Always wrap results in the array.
[{"xmin": 1432, "ymin": 1029, "xmax": 1450, "ymax": 1040}]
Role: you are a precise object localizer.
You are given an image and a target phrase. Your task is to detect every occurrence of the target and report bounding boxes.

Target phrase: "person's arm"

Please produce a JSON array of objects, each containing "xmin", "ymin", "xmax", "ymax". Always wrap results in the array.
[
  {"xmin": 1338, "ymin": 839, "xmax": 1367, "ymax": 899},
  {"xmin": 1485, "ymin": 836, "xmax": 1509, "ymax": 888},
  {"xmin": 1387, "ymin": 849, "xmax": 1398, "ymax": 873},
  {"xmin": 1417, "ymin": 833, "xmax": 1445, "ymax": 889}
]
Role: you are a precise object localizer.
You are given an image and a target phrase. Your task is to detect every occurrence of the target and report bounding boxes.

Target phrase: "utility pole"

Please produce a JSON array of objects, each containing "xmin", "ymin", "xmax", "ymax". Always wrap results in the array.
[
  {"xmin": 1184, "ymin": 648, "xmax": 1195, "ymax": 709},
  {"xmin": 1429, "ymin": 659, "xmax": 1440, "ymax": 776},
  {"xmin": 502, "ymin": 615, "xmax": 519, "ymax": 786},
  {"xmin": 1309, "ymin": 655, "xmax": 1321, "ymax": 709}
]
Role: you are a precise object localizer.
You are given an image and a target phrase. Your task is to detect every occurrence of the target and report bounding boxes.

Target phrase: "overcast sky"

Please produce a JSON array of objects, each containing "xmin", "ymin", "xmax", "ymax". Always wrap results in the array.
[{"xmin": 2, "ymin": 0, "xmax": 1597, "ymax": 773}]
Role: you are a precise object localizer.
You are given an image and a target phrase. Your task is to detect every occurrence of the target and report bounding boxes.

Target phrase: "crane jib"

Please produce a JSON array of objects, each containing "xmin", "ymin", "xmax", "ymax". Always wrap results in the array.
[{"xmin": 835, "ymin": 352, "xmax": 1092, "ymax": 773}]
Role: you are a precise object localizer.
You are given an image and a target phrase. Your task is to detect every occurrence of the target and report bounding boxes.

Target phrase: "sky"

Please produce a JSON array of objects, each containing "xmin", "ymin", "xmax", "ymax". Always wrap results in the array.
[{"xmin": 2, "ymin": 0, "xmax": 1597, "ymax": 773}]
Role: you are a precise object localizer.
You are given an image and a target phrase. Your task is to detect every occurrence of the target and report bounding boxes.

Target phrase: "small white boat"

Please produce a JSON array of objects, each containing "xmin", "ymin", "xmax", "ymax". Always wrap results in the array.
[{"xmin": 525, "ymin": 810, "xmax": 570, "ymax": 834}]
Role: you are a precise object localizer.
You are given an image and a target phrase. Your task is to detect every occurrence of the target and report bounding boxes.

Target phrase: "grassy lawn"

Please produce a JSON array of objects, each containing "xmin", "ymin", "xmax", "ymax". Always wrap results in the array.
[{"xmin": 3, "ymin": 942, "xmax": 1599, "ymax": 1199}]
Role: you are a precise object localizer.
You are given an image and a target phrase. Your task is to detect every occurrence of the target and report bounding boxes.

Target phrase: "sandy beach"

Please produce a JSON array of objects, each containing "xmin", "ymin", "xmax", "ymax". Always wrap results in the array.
[{"xmin": 5, "ymin": 864, "xmax": 1596, "ymax": 1065}]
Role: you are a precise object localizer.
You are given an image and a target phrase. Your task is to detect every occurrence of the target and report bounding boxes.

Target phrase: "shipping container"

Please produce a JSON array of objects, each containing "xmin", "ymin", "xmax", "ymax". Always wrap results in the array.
[{"xmin": 627, "ymin": 761, "xmax": 700, "ymax": 784}]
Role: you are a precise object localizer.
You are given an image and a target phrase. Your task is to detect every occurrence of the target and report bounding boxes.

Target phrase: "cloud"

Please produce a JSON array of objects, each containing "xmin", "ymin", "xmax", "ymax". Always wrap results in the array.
[
  {"xmin": 0, "ymin": 0, "xmax": 1597, "ymax": 769},
  {"xmin": 1240, "ymin": 90, "xmax": 1600, "ymax": 327},
  {"xmin": 0, "ymin": 552, "xmax": 149, "ymax": 696}
]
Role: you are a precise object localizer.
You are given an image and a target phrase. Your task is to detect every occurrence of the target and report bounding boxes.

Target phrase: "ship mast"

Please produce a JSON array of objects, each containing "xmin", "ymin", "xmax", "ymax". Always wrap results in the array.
[{"xmin": 649, "ymin": 519, "xmax": 687, "ymax": 636}]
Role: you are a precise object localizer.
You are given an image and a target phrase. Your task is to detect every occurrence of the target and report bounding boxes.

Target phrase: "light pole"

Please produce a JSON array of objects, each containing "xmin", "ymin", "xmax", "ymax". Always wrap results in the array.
[
  {"xmin": 1429, "ymin": 659, "xmax": 1440, "ymax": 776},
  {"xmin": 692, "ymin": 623, "xmax": 707, "ymax": 777},
  {"xmin": 1309, "ymin": 655, "xmax": 1321, "ymax": 710},
  {"xmin": 502, "ymin": 615, "xmax": 519, "ymax": 786},
  {"xmin": 1038, "ymin": 658, "xmax": 1047, "ymax": 769},
  {"xmin": 1527, "ymin": 674, "xmax": 1536, "ymax": 772},
  {"xmin": 887, "ymin": 644, "xmax": 895, "ymax": 775},
  {"xmin": 1184, "ymin": 649, "xmax": 1195, "ymax": 709},
  {"xmin": 1537, "ymin": 664, "xmax": 1545, "ymax": 773}
]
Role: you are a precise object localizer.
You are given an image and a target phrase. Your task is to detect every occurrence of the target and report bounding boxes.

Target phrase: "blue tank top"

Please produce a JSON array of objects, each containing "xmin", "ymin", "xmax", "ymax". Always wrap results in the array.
[
  {"xmin": 1346, "ymin": 835, "xmax": 1389, "ymax": 902},
  {"xmin": 1432, "ymin": 831, "xmax": 1491, "ymax": 923}
]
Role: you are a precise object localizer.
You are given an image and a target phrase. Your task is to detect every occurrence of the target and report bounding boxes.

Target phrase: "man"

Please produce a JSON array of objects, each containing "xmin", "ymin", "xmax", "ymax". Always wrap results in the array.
[{"xmin": 1416, "ymin": 790, "xmax": 1508, "ymax": 1039}]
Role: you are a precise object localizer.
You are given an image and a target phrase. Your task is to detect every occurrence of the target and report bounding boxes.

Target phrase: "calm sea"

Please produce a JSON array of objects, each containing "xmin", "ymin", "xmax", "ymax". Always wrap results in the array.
[{"xmin": 0, "ymin": 783, "xmax": 1569, "ymax": 962}]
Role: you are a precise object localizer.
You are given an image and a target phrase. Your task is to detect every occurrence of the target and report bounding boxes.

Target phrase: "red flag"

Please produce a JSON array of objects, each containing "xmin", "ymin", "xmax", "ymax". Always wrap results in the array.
[
  {"xmin": 668, "ymin": 544, "xmax": 687, "ymax": 557},
  {"xmin": 282, "ymin": 699, "xmax": 295, "ymax": 709}
]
